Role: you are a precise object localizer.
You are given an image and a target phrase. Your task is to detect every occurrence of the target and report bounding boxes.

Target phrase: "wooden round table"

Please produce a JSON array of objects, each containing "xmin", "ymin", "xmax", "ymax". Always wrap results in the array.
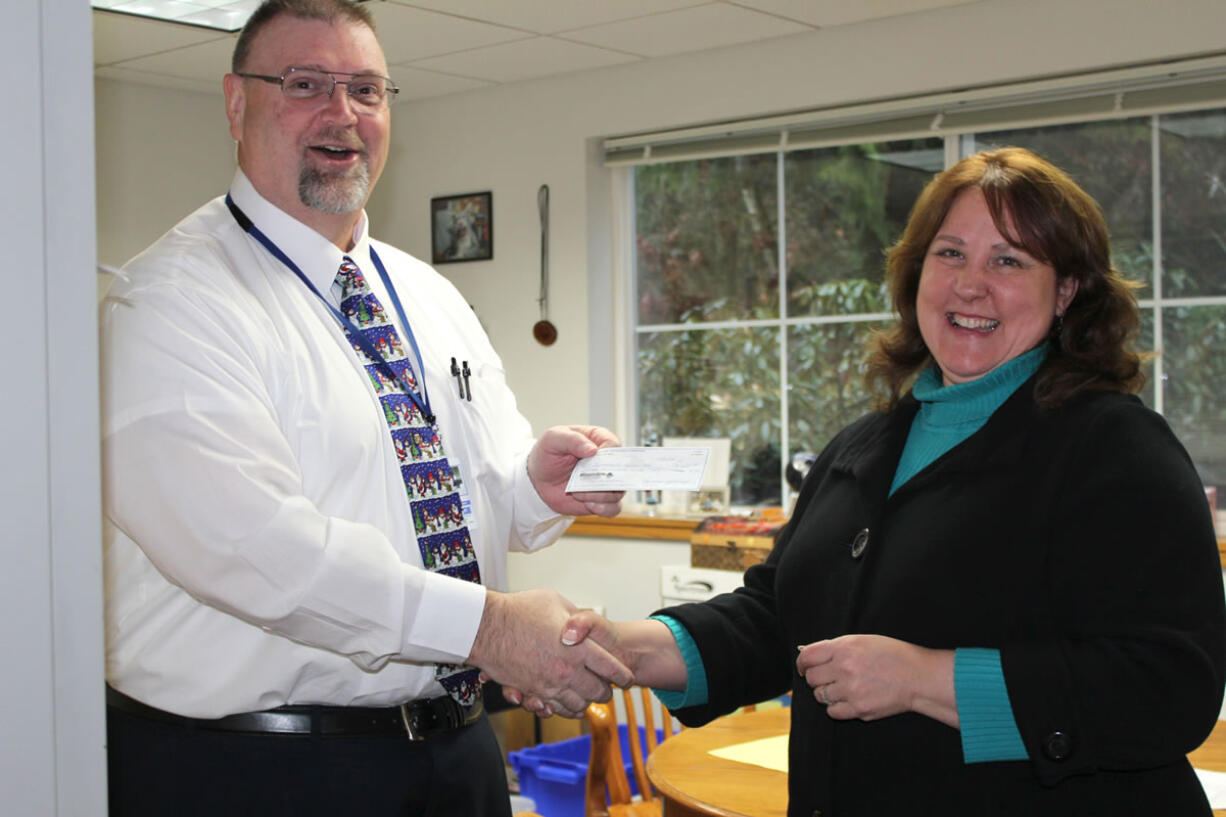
[
  {"xmin": 648, "ymin": 708, "xmax": 1226, "ymax": 816},
  {"xmin": 646, "ymin": 707, "xmax": 790, "ymax": 817}
]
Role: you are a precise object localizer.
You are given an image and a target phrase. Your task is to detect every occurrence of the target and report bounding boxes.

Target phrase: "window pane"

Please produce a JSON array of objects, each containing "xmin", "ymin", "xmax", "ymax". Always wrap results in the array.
[
  {"xmin": 1161, "ymin": 305, "xmax": 1226, "ymax": 486},
  {"xmin": 788, "ymin": 320, "xmax": 888, "ymax": 459},
  {"xmin": 1137, "ymin": 308, "xmax": 1155, "ymax": 411},
  {"xmin": 1159, "ymin": 108, "xmax": 1226, "ymax": 297},
  {"xmin": 635, "ymin": 154, "xmax": 779, "ymax": 325},
  {"xmin": 637, "ymin": 327, "xmax": 781, "ymax": 506},
  {"xmin": 785, "ymin": 139, "xmax": 943, "ymax": 317},
  {"xmin": 970, "ymin": 120, "xmax": 1154, "ymax": 286}
]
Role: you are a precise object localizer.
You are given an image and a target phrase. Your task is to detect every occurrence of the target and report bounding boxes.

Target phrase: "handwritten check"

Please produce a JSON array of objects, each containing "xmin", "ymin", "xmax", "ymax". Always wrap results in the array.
[{"xmin": 565, "ymin": 447, "xmax": 711, "ymax": 493}]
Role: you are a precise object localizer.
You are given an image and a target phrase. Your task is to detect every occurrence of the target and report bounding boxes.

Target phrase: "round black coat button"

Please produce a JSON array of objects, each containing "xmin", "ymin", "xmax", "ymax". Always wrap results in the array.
[
  {"xmin": 1043, "ymin": 731, "xmax": 1073, "ymax": 761},
  {"xmin": 850, "ymin": 528, "xmax": 869, "ymax": 559}
]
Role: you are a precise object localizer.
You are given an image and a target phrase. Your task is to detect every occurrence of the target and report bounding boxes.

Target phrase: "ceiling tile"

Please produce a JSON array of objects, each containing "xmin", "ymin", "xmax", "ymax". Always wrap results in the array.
[
  {"xmin": 95, "ymin": 0, "xmax": 261, "ymax": 30},
  {"xmin": 95, "ymin": 64, "xmax": 222, "ymax": 94},
  {"xmin": 368, "ymin": 3, "xmax": 531, "ymax": 64},
  {"xmin": 407, "ymin": 37, "xmax": 639, "ymax": 84},
  {"xmin": 388, "ymin": 66, "xmax": 495, "ymax": 102},
  {"xmin": 100, "ymin": 0, "xmax": 211, "ymax": 18},
  {"xmin": 730, "ymin": 0, "xmax": 980, "ymax": 28},
  {"xmin": 109, "ymin": 35, "xmax": 236, "ymax": 84},
  {"xmin": 94, "ymin": 0, "xmax": 978, "ymax": 101},
  {"xmin": 560, "ymin": 3, "xmax": 812, "ymax": 58},
  {"xmin": 94, "ymin": 9, "xmax": 229, "ymax": 65},
  {"xmin": 388, "ymin": 0, "xmax": 704, "ymax": 36},
  {"xmin": 174, "ymin": 5, "xmax": 256, "ymax": 31}
]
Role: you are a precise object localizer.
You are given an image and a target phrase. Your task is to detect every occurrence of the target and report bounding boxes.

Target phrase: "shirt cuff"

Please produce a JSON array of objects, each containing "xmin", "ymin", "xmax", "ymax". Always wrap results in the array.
[
  {"xmin": 512, "ymin": 449, "xmax": 572, "ymax": 549},
  {"xmin": 955, "ymin": 647, "xmax": 1029, "ymax": 763},
  {"xmin": 402, "ymin": 567, "xmax": 487, "ymax": 664},
  {"xmin": 649, "ymin": 615, "xmax": 709, "ymax": 710}
]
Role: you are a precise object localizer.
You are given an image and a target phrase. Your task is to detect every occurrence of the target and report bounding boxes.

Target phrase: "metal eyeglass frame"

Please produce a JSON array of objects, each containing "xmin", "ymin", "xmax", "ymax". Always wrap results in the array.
[{"xmin": 236, "ymin": 66, "xmax": 400, "ymax": 108}]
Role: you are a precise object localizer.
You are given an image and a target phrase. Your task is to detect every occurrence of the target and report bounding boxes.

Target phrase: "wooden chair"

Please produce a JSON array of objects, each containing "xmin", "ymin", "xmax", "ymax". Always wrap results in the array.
[{"xmin": 584, "ymin": 687, "xmax": 680, "ymax": 817}]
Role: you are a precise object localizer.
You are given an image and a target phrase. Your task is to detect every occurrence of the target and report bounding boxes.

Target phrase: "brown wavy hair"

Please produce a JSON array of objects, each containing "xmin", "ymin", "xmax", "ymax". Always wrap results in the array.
[{"xmin": 866, "ymin": 147, "xmax": 1143, "ymax": 409}]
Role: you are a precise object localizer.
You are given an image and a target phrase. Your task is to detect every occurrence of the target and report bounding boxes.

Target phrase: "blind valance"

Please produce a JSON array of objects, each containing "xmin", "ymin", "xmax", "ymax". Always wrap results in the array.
[{"xmin": 603, "ymin": 53, "xmax": 1226, "ymax": 166}]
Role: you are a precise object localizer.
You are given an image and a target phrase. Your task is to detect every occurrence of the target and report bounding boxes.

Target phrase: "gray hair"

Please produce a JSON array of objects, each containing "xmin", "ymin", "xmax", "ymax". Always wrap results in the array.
[{"xmin": 232, "ymin": 0, "xmax": 376, "ymax": 73}]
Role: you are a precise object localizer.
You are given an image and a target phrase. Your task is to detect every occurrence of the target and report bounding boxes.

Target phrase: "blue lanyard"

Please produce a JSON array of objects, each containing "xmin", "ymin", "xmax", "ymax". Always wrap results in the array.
[{"xmin": 225, "ymin": 194, "xmax": 436, "ymax": 424}]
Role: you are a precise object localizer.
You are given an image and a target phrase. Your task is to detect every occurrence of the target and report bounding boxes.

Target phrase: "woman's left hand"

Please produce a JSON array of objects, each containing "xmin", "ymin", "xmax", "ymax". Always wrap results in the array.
[{"xmin": 796, "ymin": 634, "xmax": 959, "ymax": 729}]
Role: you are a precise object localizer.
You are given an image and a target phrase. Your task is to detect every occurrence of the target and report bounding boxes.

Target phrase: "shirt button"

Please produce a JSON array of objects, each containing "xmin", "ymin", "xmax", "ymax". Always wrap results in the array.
[
  {"xmin": 850, "ymin": 528, "xmax": 869, "ymax": 559},
  {"xmin": 1043, "ymin": 731, "xmax": 1073, "ymax": 761}
]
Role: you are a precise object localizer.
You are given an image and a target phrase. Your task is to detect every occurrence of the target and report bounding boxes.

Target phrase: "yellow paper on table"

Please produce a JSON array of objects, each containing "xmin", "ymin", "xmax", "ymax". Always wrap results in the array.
[
  {"xmin": 708, "ymin": 734, "xmax": 790, "ymax": 773},
  {"xmin": 1194, "ymin": 767, "xmax": 1226, "ymax": 808}
]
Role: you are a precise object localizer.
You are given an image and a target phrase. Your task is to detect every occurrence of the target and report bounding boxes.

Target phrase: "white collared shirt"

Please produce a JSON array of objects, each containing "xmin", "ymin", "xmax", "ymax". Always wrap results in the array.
[{"xmin": 101, "ymin": 170, "xmax": 568, "ymax": 717}]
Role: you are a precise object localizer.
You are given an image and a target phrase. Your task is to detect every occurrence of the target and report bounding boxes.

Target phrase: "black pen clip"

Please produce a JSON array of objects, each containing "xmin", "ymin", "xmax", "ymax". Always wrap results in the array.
[
  {"xmin": 450, "ymin": 357, "xmax": 464, "ymax": 398},
  {"xmin": 461, "ymin": 361, "xmax": 472, "ymax": 402}
]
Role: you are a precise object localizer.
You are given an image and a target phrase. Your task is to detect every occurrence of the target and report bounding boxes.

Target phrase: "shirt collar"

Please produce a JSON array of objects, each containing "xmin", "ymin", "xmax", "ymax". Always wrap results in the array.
[{"xmin": 228, "ymin": 169, "xmax": 373, "ymax": 292}]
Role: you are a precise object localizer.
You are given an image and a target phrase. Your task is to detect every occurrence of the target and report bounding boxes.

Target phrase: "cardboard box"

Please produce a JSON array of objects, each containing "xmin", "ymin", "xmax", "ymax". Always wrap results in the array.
[{"xmin": 689, "ymin": 515, "xmax": 784, "ymax": 571}]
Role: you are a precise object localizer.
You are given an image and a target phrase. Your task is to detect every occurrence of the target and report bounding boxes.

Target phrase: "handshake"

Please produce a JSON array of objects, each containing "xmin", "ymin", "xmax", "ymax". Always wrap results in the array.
[
  {"xmin": 466, "ymin": 590, "xmax": 954, "ymax": 724},
  {"xmin": 466, "ymin": 588, "xmax": 680, "ymax": 718},
  {"xmin": 461, "ymin": 426, "xmax": 686, "ymax": 717}
]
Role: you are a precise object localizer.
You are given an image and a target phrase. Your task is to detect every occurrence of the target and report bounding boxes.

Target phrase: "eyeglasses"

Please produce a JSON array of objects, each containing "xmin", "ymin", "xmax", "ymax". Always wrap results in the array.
[{"xmin": 237, "ymin": 67, "xmax": 400, "ymax": 109}]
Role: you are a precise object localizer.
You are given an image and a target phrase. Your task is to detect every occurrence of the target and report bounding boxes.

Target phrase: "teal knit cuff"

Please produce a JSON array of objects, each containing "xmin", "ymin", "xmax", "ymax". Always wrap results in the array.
[
  {"xmin": 648, "ymin": 615, "xmax": 709, "ymax": 710},
  {"xmin": 955, "ymin": 647, "xmax": 1029, "ymax": 763}
]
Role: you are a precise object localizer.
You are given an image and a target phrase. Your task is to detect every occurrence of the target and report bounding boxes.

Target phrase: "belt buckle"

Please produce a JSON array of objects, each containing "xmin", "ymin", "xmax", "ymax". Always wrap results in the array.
[{"xmin": 399, "ymin": 703, "xmax": 426, "ymax": 741}]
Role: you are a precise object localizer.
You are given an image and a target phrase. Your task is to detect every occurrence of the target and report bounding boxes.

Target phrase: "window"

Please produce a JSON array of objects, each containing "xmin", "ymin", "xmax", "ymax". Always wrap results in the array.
[{"xmin": 628, "ymin": 107, "xmax": 1226, "ymax": 508}]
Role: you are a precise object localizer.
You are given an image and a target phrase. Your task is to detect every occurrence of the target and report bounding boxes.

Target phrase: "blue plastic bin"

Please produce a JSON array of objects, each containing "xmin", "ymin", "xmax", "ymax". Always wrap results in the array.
[{"xmin": 508, "ymin": 724, "xmax": 656, "ymax": 817}]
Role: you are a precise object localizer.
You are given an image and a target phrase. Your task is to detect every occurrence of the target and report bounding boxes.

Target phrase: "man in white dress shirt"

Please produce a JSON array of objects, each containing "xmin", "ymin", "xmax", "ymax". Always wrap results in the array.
[{"xmin": 100, "ymin": 1, "xmax": 628, "ymax": 814}]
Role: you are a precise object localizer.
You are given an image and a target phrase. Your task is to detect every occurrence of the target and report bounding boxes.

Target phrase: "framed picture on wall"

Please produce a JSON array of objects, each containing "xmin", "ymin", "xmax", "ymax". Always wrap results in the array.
[{"xmin": 430, "ymin": 191, "xmax": 493, "ymax": 264}]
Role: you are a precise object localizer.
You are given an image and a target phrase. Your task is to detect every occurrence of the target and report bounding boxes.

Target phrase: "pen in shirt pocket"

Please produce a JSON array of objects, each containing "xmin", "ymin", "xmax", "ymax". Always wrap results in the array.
[{"xmin": 450, "ymin": 357, "xmax": 472, "ymax": 401}]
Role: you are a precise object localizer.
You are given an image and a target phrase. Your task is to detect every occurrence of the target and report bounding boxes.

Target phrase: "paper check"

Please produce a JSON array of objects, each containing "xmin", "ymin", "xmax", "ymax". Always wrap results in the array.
[{"xmin": 565, "ymin": 447, "xmax": 711, "ymax": 492}]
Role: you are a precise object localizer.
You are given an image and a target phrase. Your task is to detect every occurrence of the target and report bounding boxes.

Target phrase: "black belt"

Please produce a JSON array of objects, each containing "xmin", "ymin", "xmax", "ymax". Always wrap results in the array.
[{"xmin": 106, "ymin": 685, "xmax": 482, "ymax": 741}]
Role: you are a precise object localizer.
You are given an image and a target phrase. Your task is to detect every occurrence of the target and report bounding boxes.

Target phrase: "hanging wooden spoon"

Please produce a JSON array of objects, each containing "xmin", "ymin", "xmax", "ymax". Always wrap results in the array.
[{"xmin": 534, "ymin": 184, "xmax": 558, "ymax": 345}]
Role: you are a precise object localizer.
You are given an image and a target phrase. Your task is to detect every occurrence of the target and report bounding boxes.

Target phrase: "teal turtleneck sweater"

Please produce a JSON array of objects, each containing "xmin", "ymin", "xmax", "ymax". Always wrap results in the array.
[
  {"xmin": 654, "ymin": 346, "xmax": 1046, "ymax": 764},
  {"xmin": 891, "ymin": 344, "xmax": 1045, "ymax": 496},
  {"xmin": 891, "ymin": 345, "xmax": 1045, "ymax": 763}
]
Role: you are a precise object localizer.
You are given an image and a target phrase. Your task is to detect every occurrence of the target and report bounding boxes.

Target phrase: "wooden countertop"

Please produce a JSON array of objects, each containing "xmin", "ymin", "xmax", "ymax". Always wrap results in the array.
[
  {"xmin": 570, "ymin": 516, "xmax": 1226, "ymax": 569},
  {"xmin": 568, "ymin": 514, "xmax": 699, "ymax": 541}
]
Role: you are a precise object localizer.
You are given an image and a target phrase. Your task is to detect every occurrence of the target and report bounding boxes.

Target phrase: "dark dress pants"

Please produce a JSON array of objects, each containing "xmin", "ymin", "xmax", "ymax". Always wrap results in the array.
[{"xmin": 107, "ymin": 705, "xmax": 513, "ymax": 817}]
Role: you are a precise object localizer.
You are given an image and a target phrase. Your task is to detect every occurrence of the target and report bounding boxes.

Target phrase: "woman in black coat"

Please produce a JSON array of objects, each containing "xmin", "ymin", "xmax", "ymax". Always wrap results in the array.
[{"xmin": 556, "ymin": 148, "xmax": 1226, "ymax": 816}]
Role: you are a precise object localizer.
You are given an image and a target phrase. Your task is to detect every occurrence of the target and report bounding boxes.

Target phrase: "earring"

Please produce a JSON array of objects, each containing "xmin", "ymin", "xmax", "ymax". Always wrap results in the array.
[{"xmin": 1053, "ymin": 313, "xmax": 1065, "ymax": 335}]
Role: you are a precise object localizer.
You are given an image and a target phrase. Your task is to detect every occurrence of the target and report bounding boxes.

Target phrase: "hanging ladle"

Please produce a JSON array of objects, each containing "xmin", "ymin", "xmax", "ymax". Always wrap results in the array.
[{"xmin": 533, "ymin": 184, "xmax": 558, "ymax": 345}]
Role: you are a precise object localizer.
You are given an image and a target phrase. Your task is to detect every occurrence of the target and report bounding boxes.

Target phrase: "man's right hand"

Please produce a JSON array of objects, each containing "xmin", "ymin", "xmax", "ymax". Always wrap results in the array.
[
  {"xmin": 497, "ymin": 610, "xmax": 689, "ymax": 716},
  {"xmin": 467, "ymin": 589, "xmax": 633, "ymax": 718}
]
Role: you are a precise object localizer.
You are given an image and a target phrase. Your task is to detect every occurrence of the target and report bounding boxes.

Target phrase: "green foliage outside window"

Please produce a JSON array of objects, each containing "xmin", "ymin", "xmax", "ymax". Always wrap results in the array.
[
  {"xmin": 635, "ymin": 141, "xmax": 939, "ymax": 505},
  {"xmin": 634, "ymin": 112, "xmax": 1226, "ymax": 506}
]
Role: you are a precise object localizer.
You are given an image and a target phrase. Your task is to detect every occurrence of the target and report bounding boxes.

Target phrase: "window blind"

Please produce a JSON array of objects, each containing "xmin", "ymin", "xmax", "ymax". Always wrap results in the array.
[{"xmin": 603, "ymin": 53, "xmax": 1226, "ymax": 166}]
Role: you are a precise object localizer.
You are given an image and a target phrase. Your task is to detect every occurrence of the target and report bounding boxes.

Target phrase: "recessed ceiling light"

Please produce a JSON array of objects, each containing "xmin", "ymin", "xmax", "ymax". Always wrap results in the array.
[{"xmin": 92, "ymin": 0, "xmax": 264, "ymax": 33}]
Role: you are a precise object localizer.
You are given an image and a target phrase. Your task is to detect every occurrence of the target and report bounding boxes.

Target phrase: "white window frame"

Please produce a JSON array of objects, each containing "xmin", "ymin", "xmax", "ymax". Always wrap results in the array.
[{"xmin": 611, "ymin": 59, "xmax": 1226, "ymax": 509}]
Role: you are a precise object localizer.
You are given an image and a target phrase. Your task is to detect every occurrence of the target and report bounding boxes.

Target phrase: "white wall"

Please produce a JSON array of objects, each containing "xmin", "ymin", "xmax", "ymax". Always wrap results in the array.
[
  {"xmin": 509, "ymin": 535, "xmax": 690, "ymax": 620},
  {"xmin": 95, "ymin": 79, "xmax": 237, "ymax": 268},
  {"xmin": 2, "ymin": 0, "xmax": 106, "ymax": 814},
  {"xmin": 93, "ymin": 0, "xmax": 1226, "ymax": 615}
]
